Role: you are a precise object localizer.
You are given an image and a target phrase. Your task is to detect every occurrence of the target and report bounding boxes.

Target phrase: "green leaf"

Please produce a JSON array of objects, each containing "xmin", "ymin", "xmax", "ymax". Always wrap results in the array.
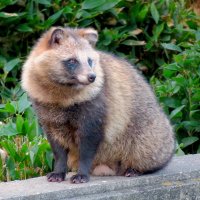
[
  {"xmin": 37, "ymin": 0, "xmax": 51, "ymax": 5},
  {"xmin": 122, "ymin": 40, "xmax": 146, "ymax": 46},
  {"xmin": 173, "ymin": 75, "xmax": 187, "ymax": 87},
  {"xmin": 0, "ymin": 12, "xmax": 19, "ymax": 18},
  {"xmin": 172, "ymin": 85, "xmax": 180, "ymax": 95},
  {"xmin": 150, "ymin": 3, "xmax": 159, "ymax": 24},
  {"xmin": 181, "ymin": 137, "xmax": 199, "ymax": 148},
  {"xmin": 94, "ymin": 0, "xmax": 121, "ymax": 11},
  {"xmin": 82, "ymin": 0, "xmax": 120, "ymax": 11},
  {"xmin": 163, "ymin": 63, "xmax": 180, "ymax": 78},
  {"xmin": 181, "ymin": 121, "xmax": 200, "ymax": 131},
  {"xmin": 4, "ymin": 102, "xmax": 15, "ymax": 113},
  {"xmin": 161, "ymin": 43, "xmax": 182, "ymax": 52},
  {"xmin": 163, "ymin": 63, "xmax": 180, "ymax": 71},
  {"xmin": 192, "ymin": 90, "xmax": 200, "ymax": 101},
  {"xmin": 170, "ymin": 105, "xmax": 185, "ymax": 119},
  {"xmin": 0, "ymin": 0, "xmax": 17, "ymax": 10},
  {"xmin": 82, "ymin": 0, "xmax": 106, "ymax": 9},
  {"xmin": 30, "ymin": 145, "xmax": 39, "ymax": 165},
  {"xmin": 76, "ymin": 10, "xmax": 91, "ymax": 19},
  {"xmin": 6, "ymin": 157, "xmax": 15, "ymax": 180},
  {"xmin": 163, "ymin": 69, "xmax": 176, "ymax": 78},
  {"xmin": 137, "ymin": 4, "xmax": 149, "ymax": 22},
  {"xmin": 152, "ymin": 23, "xmax": 164, "ymax": 41},
  {"xmin": 195, "ymin": 30, "xmax": 200, "ymax": 41},
  {"xmin": 160, "ymin": 97, "xmax": 181, "ymax": 108},
  {"xmin": 0, "ymin": 122, "xmax": 17, "ymax": 136},
  {"xmin": 17, "ymin": 93, "xmax": 31, "ymax": 113},
  {"xmin": 4, "ymin": 58, "xmax": 20, "ymax": 73},
  {"xmin": 17, "ymin": 24, "xmax": 33, "ymax": 32},
  {"xmin": 63, "ymin": 6, "xmax": 73, "ymax": 14},
  {"xmin": 16, "ymin": 115, "xmax": 24, "ymax": 134},
  {"xmin": 176, "ymin": 147, "xmax": 185, "ymax": 156},
  {"xmin": 0, "ymin": 141, "xmax": 17, "ymax": 159},
  {"xmin": 145, "ymin": 40, "xmax": 154, "ymax": 50},
  {"xmin": 44, "ymin": 9, "xmax": 63, "ymax": 27},
  {"xmin": 190, "ymin": 110, "xmax": 200, "ymax": 118}
]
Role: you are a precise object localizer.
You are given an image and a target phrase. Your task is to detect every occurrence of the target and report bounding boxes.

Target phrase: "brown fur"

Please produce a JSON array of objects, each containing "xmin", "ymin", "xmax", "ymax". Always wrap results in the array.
[
  {"xmin": 92, "ymin": 164, "xmax": 116, "ymax": 176},
  {"xmin": 21, "ymin": 27, "xmax": 175, "ymax": 177},
  {"xmin": 191, "ymin": 0, "xmax": 200, "ymax": 15}
]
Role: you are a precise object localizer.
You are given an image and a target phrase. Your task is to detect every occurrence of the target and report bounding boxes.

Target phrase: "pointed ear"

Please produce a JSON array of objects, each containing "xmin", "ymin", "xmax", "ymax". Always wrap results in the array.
[
  {"xmin": 49, "ymin": 28, "xmax": 65, "ymax": 46},
  {"xmin": 78, "ymin": 28, "xmax": 98, "ymax": 47}
]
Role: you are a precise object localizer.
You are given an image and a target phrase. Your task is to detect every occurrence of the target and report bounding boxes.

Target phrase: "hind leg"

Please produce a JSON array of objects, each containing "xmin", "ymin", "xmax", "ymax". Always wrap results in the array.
[{"xmin": 124, "ymin": 168, "xmax": 142, "ymax": 177}]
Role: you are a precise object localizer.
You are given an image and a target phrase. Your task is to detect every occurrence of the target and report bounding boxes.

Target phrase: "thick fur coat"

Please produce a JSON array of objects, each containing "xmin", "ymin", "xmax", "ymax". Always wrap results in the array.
[{"xmin": 21, "ymin": 27, "xmax": 175, "ymax": 183}]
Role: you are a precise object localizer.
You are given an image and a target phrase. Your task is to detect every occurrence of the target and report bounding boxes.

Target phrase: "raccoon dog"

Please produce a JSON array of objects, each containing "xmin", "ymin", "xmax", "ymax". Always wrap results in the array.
[{"xmin": 21, "ymin": 27, "xmax": 175, "ymax": 184}]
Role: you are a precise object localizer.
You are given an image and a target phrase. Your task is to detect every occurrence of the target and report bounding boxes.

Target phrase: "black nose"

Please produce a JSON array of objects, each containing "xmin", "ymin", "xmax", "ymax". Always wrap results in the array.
[{"xmin": 88, "ymin": 73, "xmax": 96, "ymax": 83}]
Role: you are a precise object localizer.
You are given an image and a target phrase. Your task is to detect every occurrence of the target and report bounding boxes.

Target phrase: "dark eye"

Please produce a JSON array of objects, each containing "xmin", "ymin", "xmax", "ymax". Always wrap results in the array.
[
  {"xmin": 88, "ymin": 58, "xmax": 93, "ymax": 67},
  {"xmin": 62, "ymin": 58, "xmax": 79, "ymax": 70}
]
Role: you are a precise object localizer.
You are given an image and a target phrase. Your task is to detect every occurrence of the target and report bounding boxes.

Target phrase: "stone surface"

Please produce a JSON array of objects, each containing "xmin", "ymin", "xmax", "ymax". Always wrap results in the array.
[{"xmin": 0, "ymin": 154, "xmax": 200, "ymax": 200}]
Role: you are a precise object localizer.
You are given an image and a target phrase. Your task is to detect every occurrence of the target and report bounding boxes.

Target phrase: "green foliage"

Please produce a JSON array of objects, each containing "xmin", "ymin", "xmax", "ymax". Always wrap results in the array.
[
  {"xmin": 151, "ymin": 41, "xmax": 200, "ymax": 155},
  {"xmin": 0, "ymin": 0, "xmax": 199, "ymax": 181},
  {"xmin": 0, "ymin": 93, "xmax": 53, "ymax": 181}
]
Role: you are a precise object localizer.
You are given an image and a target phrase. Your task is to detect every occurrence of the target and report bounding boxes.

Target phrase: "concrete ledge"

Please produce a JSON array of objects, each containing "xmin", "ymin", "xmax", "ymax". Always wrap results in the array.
[{"xmin": 0, "ymin": 154, "xmax": 200, "ymax": 200}]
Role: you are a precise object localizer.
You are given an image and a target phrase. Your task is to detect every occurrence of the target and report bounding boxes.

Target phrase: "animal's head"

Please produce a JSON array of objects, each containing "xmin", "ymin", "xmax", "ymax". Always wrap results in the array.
[{"xmin": 24, "ymin": 27, "xmax": 100, "ymax": 88}]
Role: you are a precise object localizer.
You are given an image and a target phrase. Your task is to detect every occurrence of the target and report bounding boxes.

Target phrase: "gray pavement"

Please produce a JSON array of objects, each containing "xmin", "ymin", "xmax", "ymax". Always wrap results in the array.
[{"xmin": 0, "ymin": 154, "xmax": 200, "ymax": 200}]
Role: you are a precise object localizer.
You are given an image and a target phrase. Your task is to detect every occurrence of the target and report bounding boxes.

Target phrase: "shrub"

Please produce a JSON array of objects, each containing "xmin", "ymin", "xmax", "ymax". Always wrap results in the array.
[
  {"xmin": 0, "ymin": 0, "xmax": 199, "ymax": 181},
  {"xmin": 151, "ymin": 42, "xmax": 200, "ymax": 155}
]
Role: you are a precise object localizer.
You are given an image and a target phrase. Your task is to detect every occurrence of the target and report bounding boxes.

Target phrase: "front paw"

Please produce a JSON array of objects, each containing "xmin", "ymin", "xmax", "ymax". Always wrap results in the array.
[
  {"xmin": 70, "ymin": 174, "xmax": 89, "ymax": 184},
  {"xmin": 47, "ymin": 172, "xmax": 66, "ymax": 182}
]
